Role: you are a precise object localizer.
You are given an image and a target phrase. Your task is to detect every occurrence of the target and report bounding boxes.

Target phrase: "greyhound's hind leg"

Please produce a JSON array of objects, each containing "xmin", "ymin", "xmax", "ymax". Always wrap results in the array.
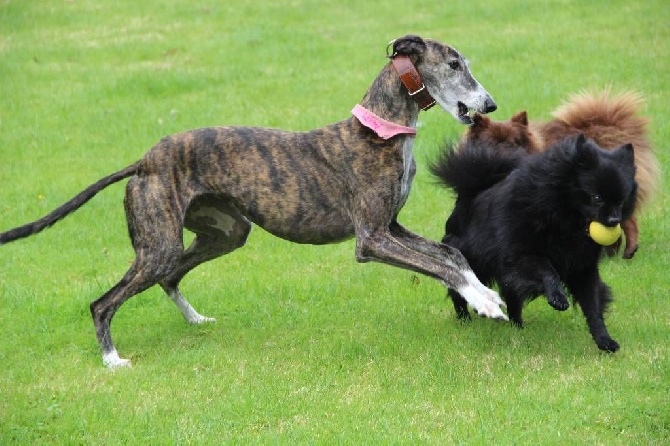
[
  {"xmin": 91, "ymin": 176, "xmax": 185, "ymax": 368},
  {"xmin": 91, "ymin": 242, "xmax": 185, "ymax": 367},
  {"xmin": 165, "ymin": 286, "xmax": 217, "ymax": 324},
  {"xmin": 160, "ymin": 196, "xmax": 252, "ymax": 323}
]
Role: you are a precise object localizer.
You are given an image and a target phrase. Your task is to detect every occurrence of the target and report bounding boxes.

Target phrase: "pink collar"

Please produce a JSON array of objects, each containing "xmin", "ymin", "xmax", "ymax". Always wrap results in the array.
[{"xmin": 352, "ymin": 104, "xmax": 417, "ymax": 139}]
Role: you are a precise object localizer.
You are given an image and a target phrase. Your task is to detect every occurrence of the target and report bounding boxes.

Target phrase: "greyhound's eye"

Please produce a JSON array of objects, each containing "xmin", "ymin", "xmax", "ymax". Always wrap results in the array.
[{"xmin": 448, "ymin": 60, "xmax": 460, "ymax": 70}]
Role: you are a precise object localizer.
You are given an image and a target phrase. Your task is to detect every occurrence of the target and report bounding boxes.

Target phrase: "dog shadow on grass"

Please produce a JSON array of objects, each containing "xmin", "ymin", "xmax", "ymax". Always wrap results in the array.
[{"xmin": 446, "ymin": 303, "xmax": 620, "ymax": 362}]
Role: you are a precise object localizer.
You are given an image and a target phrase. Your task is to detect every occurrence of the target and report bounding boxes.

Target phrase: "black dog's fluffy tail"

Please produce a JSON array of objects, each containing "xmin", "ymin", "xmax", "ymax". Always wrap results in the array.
[
  {"xmin": 429, "ymin": 139, "xmax": 523, "ymax": 198},
  {"xmin": 0, "ymin": 162, "xmax": 139, "ymax": 244}
]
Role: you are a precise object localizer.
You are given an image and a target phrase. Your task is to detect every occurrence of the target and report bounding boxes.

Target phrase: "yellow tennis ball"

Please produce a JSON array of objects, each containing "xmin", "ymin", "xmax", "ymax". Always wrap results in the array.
[{"xmin": 588, "ymin": 221, "xmax": 622, "ymax": 246}]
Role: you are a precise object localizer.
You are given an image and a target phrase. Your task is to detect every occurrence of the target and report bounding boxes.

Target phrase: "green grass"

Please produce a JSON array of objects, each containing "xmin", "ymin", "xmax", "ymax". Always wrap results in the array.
[{"xmin": 1, "ymin": 0, "xmax": 668, "ymax": 443}]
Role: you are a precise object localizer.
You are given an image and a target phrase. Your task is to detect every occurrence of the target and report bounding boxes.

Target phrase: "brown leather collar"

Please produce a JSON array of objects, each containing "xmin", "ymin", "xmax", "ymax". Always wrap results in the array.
[{"xmin": 390, "ymin": 54, "xmax": 436, "ymax": 111}]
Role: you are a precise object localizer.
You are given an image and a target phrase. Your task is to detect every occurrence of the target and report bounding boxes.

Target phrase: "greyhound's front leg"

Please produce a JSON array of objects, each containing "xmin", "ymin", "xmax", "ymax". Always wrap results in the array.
[
  {"xmin": 389, "ymin": 221, "xmax": 506, "ymax": 309},
  {"xmin": 355, "ymin": 228, "xmax": 508, "ymax": 320}
]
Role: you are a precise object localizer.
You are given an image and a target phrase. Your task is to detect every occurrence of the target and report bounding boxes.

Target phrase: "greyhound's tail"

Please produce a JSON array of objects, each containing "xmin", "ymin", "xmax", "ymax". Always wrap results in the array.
[{"xmin": 0, "ymin": 162, "xmax": 139, "ymax": 244}]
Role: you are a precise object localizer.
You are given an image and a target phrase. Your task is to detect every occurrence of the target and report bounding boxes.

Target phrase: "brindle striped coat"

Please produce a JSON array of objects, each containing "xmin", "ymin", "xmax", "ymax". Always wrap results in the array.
[{"xmin": 0, "ymin": 35, "xmax": 504, "ymax": 367}]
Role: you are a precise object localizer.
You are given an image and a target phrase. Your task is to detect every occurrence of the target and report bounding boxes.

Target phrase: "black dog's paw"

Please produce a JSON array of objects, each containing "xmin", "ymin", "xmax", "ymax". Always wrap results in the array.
[
  {"xmin": 597, "ymin": 337, "xmax": 620, "ymax": 353},
  {"xmin": 455, "ymin": 309, "xmax": 472, "ymax": 322},
  {"xmin": 548, "ymin": 294, "xmax": 570, "ymax": 311}
]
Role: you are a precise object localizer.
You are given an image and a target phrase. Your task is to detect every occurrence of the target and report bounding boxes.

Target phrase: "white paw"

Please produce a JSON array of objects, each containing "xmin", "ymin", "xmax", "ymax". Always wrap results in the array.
[
  {"xmin": 168, "ymin": 289, "xmax": 217, "ymax": 324},
  {"xmin": 187, "ymin": 314, "xmax": 217, "ymax": 324},
  {"xmin": 464, "ymin": 271, "xmax": 507, "ymax": 308},
  {"xmin": 476, "ymin": 300, "xmax": 509, "ymax": 321},
  {"xmin": 457, "ymin": 284, "xmax": 509, "ymax": 321},
  {"xmin": 484, "ymin": 288, "xmax": 506, "ymax": 308},
  {"xmin": 103, "ymin": 350, "xmax": 132, "ymax": 368}
]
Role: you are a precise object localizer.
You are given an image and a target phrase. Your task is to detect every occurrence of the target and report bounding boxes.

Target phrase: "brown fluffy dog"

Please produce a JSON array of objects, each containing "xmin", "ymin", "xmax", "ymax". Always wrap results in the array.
[{"xmin": 462, "ymin": 90, "xmax": 660, "ymax": 258}]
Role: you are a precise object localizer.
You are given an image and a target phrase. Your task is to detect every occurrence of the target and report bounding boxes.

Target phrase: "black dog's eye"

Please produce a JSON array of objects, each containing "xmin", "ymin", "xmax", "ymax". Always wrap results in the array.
[
  {"xmin": 448, "ymin": 60, "xmax": 460, "ymax": 70},
  {"xmin": 592, "ymin": 194, "xmax": 604, "ymax": 206}
]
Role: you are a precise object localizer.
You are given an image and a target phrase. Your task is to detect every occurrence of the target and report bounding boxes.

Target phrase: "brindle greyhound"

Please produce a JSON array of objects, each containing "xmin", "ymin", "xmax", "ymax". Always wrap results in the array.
[{"xmin": 0, "ymin": 35, "xmax": 506, "ymax": 368}]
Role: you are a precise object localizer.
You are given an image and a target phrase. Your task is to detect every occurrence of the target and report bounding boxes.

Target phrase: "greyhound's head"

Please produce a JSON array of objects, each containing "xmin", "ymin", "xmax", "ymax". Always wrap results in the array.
[{"xmin": 390, "ymin": 35, "xmax": 497, "ymax": 124}]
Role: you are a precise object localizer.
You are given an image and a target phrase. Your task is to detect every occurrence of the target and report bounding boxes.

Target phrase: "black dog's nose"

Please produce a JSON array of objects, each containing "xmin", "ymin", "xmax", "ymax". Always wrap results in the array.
[
  {"xmin": 483, "ymin": 98, "xmax": 497, "ymax": 113},
  {"xmin": 607, "ymin": 216, "xmax": 621, "ymax": 226}
]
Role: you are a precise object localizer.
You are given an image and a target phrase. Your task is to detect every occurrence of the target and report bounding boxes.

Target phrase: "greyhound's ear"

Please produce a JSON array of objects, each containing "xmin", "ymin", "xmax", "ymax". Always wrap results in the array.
[
  {"xmin": 511, "ymin": 111, "xmax": 529, "ymax": 126},
  {"xmin": 391, "ymin": 35, "xmax": 427, "ymax": 56}
]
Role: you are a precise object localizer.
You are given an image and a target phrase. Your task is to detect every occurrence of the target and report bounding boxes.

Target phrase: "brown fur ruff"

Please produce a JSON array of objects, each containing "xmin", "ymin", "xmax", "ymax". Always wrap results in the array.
[{"xmin": 537, "ymin": 89, "xmax": 660, "ymax": 208}]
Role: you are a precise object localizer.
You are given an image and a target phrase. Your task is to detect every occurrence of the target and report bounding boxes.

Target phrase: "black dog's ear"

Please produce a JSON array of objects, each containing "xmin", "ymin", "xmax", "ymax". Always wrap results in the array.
[
  {"xmin": 390, "ymin": 35, "xmax": 427, "ymax": 56},
  {"xmin": 572, "ymin": 134, "xmax": 599, "ymax": 168},
  {"xmin": 611, "ymin": 143, "xmax": 636, "ymax": 181},
  {"xmin": 612, "ymin": 143, "xmax": 635, "ymax": 167}
]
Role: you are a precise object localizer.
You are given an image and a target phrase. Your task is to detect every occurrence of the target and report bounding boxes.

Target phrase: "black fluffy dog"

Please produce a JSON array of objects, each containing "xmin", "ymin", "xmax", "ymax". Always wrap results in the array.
[{"xmin": 431, "ymin": 134, "xmax": 637, "ymax": 352}]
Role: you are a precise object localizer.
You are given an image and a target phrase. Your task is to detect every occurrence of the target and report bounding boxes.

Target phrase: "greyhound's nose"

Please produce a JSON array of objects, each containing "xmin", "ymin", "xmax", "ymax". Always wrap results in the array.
[{"xmin": 483, "ymin": 98, "xmax": 497, "ymax": 113}]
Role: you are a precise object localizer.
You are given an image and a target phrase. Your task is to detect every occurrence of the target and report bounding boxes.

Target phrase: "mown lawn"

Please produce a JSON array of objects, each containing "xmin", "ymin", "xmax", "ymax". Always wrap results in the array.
[{"xmin": 0, "ymin": 0, "xmax": 668, "ymax": 443}]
